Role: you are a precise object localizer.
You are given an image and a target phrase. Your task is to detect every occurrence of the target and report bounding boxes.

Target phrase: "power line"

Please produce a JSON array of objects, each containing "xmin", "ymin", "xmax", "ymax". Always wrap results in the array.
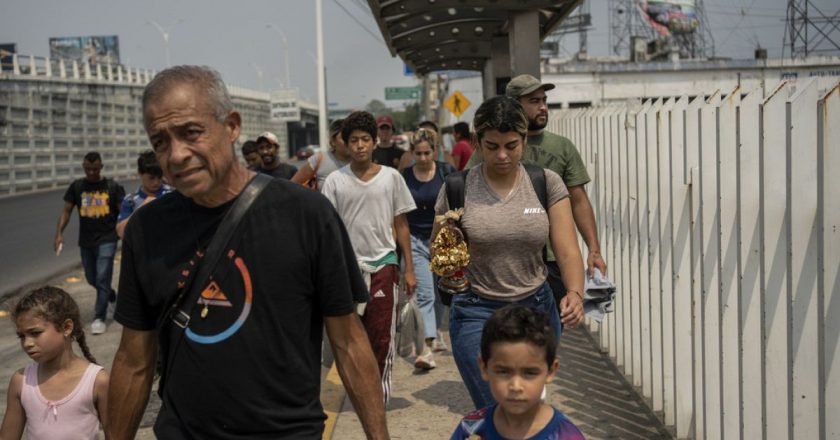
[{"xmin": 331, "ymin": 0, "xmax": 385, "ymax": 45}]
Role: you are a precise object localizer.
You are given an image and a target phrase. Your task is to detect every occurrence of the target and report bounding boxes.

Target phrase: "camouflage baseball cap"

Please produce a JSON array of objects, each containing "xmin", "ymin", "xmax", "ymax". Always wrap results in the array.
[{"xmin": 505, "ymin": 74, "xmax": 556, "ymax": 98}]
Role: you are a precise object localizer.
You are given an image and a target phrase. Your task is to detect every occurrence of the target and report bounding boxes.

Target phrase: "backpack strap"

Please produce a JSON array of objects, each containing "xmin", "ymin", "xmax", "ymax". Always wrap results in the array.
[
  {"xmin": 444, "ymin": 168, "xmax": 470, "ymax": 211},
  {"xmin": 523, "ymin": 163, "xmax": 548, "ymax": 210},
  {"xmin": 523, "ymin": 164, "xmax": 549, "ymax": 262}
]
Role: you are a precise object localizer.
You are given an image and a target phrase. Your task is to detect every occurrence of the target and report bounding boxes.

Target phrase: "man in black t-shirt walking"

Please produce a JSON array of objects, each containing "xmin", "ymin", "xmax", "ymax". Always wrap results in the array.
[
  {"xmin": 54, "ymin": 151, "xmax": 125, "ymax": 335},
  {"xmin": 107, "ymin": 66, "xmax": 389, "ymax": 439},
  {"xmin": 372, "ymin": 115, "xmax": 403, "ymax": 168},
  {"xmin": 254, "ymin": 131, "xmax": 298, "ymax": 179}
]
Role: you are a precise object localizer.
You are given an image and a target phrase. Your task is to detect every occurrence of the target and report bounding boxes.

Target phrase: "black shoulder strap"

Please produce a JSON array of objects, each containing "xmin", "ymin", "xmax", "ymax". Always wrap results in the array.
[
  {"xmin": 157, "ymin": 173, "xmax": 272, "ymax": 396},
  {"xmin": 444, "ymin": 168, "xmax": 470, "ymax": 210},
  {"xmin": 523, "ymin": 164, "xmax": 549, "ymax": 262},
  {"xmin": 523, "ymin": 163, "xmax": 548, "ymax": 210},
  {"xmin": 167, "ymin": 173, "xmax": 272, "ymax": 329}
]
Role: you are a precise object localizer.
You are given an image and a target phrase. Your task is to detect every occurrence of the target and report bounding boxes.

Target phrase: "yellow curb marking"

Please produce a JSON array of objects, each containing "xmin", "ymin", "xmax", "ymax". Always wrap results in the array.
[
  {"xmin": 65, "ymin": 276, "xmax": 81, "ymax": 283},
  {"xmin": 0, "ymin": 311, "xmax": 8, "ymax": 318},
  {"xmin": 321, "ymin": 361, "xmax": 345, "ymax": 440}
]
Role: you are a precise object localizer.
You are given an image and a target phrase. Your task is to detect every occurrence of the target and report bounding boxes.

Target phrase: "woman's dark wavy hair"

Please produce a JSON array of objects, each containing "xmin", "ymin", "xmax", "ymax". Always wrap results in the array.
[
  {"xmin": 341, "ymin": 111, "xmax": 377, "ymax": 144},
  {"xmin": 480, "ymin": 304, "xmax": 556, "ymax": 367},
  {"xmin": 472, "ymin": 95, "xmax": 529, "ymax": 142},
  {"xmin": 12, "ymin": 286, "xmax": 98, "ymax": 364}
]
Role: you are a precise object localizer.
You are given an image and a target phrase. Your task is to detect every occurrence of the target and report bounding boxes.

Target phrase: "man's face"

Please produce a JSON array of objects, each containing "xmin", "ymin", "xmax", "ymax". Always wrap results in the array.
[
  {"xmin": 244, "ymin": 152, "xmax": 261, "ymax": 167},
  {"xmin": 519, "ymin": 88, "xmax": 549, "ymax": 132},
  {"xmin": 144, "ymin": 83, "xmax": 241, "ymax": 203},
  {"xmin": 377, "ymin": 124, "xmax": 393, "ymax": 145},
  {"xmin": 82, "ymin": 160, "xmax": 103, "ymax": 182},
  {"xmin": 257, "ymin": 140, "xmax": 278, "ymax": 167},
  {"xmin": 348, "ymin": 129, "xmax": 375, "ymax": 165},
  {"xmin": 139, "ymin": 172, "xmax": 163, "ymax": 194}
]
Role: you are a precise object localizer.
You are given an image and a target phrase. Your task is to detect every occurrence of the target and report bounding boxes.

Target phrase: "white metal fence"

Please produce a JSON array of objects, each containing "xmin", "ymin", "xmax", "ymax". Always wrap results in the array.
[{"xmin": 550, "ymin": 78, "xmax": 840, "ymax": 440}]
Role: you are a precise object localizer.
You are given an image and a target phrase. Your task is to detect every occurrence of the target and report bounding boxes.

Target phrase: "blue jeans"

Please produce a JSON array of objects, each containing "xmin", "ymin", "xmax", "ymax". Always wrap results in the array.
[
  {"xmin": 449, "ymin": 282, "xmax": 562, "ymax": 409},
  {"xmin": 410, "ymin": 234, "xmax": 445, "ymax": 339},
  {"xmin": 80, "ymin": 241, "xmax": 117, "ymax": 321}
]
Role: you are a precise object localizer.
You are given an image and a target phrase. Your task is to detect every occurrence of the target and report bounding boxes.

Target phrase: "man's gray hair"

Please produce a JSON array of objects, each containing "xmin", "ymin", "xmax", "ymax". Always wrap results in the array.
[{"xmin": 142, "ymin": 65, "xmax": 233, "ymax": 122}]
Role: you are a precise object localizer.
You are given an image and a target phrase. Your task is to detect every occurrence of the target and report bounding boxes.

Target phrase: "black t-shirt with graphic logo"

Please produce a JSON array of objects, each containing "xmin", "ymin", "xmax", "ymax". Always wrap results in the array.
[
  {"xmin": 63, "ymin": 178, "xmax": 125, "ymax": 247},
  {"xmin": 115, "ymin": 178, "xmax": 367, "ymax": 439}
]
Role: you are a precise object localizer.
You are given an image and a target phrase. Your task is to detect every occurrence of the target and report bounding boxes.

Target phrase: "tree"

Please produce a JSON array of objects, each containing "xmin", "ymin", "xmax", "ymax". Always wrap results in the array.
[{"xmin": 364, "ymin": 99, "xmax": 389, "ymax": 116}]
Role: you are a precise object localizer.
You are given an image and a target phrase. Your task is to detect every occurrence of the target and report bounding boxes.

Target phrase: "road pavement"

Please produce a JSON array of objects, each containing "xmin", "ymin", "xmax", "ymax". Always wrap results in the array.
[{"xmin": 0, "ymin": 180, "xmax": 137, "ymax": 299}]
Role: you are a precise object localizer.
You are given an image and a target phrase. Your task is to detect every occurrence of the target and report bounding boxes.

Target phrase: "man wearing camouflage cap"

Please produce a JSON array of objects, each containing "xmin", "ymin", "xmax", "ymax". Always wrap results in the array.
[{"xmin": 467, "ymin": 74, "xmax": 606, "ymax": 298}]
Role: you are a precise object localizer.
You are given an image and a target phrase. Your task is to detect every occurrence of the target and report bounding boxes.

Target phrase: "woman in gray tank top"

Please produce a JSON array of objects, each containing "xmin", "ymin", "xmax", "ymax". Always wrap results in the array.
[
  {"xmin": 291, "ymin": 119, "xmax": 350, "ymax": 191},
  {"xmin": 431, "ymin": 96, "xmax": 585, "ymax": 410}
]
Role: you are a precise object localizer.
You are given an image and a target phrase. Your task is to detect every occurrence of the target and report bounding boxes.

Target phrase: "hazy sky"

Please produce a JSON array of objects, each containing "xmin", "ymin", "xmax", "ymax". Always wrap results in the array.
[{"xmin": 1, "ymin": 0, "xmax": 835, "ymax": 109}]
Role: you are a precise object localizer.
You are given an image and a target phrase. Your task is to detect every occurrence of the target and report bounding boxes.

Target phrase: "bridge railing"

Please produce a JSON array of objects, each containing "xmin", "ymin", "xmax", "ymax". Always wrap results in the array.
[
  {"xmin": 551, "ymin": 78, "xmax": 840, "ymax": 440},
  {"xmin": 1, "ymin": 53, "xmax": 157, "ymax": 85}
]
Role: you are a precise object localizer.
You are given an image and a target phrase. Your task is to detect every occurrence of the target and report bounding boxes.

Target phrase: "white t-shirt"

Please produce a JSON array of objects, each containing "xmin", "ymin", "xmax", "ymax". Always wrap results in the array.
[{"xmin": 322, "ymin": 165, "xmax": 416, "ymax": 263}]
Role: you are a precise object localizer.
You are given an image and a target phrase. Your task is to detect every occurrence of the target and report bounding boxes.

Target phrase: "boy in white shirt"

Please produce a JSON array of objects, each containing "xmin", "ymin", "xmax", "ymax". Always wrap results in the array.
[{"xmin": 322, "ymin": 110, "xmax": 417, "ymax": 403}]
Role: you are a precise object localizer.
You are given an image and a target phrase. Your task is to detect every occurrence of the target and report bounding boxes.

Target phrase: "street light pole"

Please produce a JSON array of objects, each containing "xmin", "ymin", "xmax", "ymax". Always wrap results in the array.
[
  {"xmin": 316, "ymin": 0, "xmax": 328, "ymax": 147},
  {"xmin": 250, "ymin": 62, "xmax": 264, "ymax": 91},
  {"xmin": 266, "ymin": 24, "xmax": 291, "ymax": 89},
  {"xmin": 147, "ymin": 19, "xmax": 183, "ymax": 67}
]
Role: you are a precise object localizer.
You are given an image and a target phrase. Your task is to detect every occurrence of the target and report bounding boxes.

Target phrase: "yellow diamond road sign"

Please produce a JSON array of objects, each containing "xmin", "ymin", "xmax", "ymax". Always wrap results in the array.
[{"xmin": 444, "ymin": 91, "xmax": 470, "ymax": 118}]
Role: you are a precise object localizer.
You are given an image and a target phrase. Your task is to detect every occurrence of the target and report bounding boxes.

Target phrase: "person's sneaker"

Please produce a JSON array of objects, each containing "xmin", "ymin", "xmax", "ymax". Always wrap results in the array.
[
  {"xmin": 91, "ymin": 319, "xmax": 107, "ymax": 335},
  {"xmin": 432, "ymin": 332, "xmax": 448, "ymax": 352},
  {"xmin": 414, "ymin": 350, "xmax": 436, "ymax": 370}
]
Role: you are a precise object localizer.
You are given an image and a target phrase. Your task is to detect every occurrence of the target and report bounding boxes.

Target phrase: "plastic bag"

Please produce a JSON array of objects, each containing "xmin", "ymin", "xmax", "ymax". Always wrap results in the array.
[{"xmin": 396, "ymin": 298, "xmax": 426, "ymax": 358}]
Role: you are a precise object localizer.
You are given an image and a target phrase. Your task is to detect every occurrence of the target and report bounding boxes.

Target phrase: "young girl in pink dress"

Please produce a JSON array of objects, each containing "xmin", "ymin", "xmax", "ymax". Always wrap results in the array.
[{"xmin": 0, "ymin": 286, "xmax": 109, "ymax": 439}]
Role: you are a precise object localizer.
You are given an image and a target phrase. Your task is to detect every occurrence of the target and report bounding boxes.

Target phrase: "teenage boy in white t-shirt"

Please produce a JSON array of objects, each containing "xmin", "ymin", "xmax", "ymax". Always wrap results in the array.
[{"xmin": 322, "ymin": 110, "xmax": 417, "ymax": 404}]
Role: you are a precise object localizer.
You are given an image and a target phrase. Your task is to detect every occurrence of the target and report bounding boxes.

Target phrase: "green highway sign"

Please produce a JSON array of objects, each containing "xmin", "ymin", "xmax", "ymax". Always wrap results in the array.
[{"xmin": 385, "ymin": 86, "xmax": 421, "ymax": 100}]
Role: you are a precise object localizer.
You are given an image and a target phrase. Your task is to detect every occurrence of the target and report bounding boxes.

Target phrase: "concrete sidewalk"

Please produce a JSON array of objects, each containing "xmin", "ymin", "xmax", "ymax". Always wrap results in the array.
[
  {"xmin": 0, "ymin": 263, "xmax": 670, "ymax": 439},
  {"xmin": 330, "ymin": 325, "xmax": 671, "ymax": 439}
]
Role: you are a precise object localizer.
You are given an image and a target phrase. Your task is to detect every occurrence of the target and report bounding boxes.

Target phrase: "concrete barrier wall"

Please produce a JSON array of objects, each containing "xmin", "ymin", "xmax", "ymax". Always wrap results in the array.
[
  {"xmin": 0, "ymin": 54, "xmax": 286, "ymax": 197},
  {"xmin": 551, "ymin": 79, "xmax": 840, "ymax": 440}
]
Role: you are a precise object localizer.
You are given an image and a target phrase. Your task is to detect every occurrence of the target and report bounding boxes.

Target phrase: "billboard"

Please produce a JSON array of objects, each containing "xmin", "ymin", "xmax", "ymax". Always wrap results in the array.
[
  {"xmin": 638, "ymin": 0, "xmax": 698, "ymax": 36},
  {"xmin": 49, "ymin": 35, "xmax": 120, "ymax": 65},
  {"xmin": 0, "ymin": 43, "xmax": 15, "ymax": 71}
]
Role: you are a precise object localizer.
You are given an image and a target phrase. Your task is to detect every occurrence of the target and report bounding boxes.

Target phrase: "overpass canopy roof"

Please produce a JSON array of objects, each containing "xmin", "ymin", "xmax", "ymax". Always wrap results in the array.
[{"xmin": 367, "ymin": 0, "xmax": 582, "ymax": 75}]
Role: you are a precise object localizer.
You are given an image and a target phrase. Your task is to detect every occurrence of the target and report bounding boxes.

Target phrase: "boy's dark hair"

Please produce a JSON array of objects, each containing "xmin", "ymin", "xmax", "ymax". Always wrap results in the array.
[
  {"xmin": 480, "ymin": 305, "xmax": 556, "ymax": 367},
  {"xmin": 12, "ymin": 286, "xmax": 97, "ymax": 364},
  {"xmin": 418, "ymin": 120, "xmax": 439, "ymax": 133},
  {"xmin": 453, "ymin": 122, "xmax": 471, "ymax": 139},
  {"xmin": 137, "ymin": 150, "xmax": 163, "ymax": 177},
  {"xmin": 83, "ymin": 151, "xmax": 102, "ymax": 163},
  {"xmin": 341, "ymin": 111, "xmax": 377, "ymax": 144},
  {"xmin": 241, "ymin": 140, "xmax": 258, "ymax": 156}
]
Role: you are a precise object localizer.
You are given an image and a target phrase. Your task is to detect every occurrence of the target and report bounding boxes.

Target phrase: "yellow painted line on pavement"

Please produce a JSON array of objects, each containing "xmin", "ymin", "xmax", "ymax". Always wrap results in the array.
[
  {"xmin": 321, "ymin": 361, "xmax": 346, "ymax": 440},
  {"xmin": 65, "ymin": 276, "xmax": 81, "ymax": 283}
]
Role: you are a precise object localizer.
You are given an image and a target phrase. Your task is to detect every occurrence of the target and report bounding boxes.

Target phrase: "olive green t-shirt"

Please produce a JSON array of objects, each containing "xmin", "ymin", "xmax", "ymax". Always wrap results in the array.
[{"xmin": 465, "ymin": 130, "xmax": 590, "ymax": 262}]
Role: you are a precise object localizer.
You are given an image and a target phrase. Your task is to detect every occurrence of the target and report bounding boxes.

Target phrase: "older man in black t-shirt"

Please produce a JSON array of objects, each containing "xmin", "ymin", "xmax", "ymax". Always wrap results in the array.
[
  {"xmin": 54, "ymin": 152, "xmax": 125, "ymax": 335},
  {"xmin": 106, "ymin": 66, "xmax": 388, "ymax": 439}
]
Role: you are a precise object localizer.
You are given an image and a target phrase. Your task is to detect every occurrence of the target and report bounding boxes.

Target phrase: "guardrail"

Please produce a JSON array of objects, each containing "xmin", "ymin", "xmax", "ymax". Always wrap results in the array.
[{"xmin": 551, "ymin": 78, "xmax": 839, "ymax": 439}]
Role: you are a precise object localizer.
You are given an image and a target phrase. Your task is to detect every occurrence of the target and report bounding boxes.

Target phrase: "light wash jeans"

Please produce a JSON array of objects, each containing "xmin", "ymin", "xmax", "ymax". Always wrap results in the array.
[
  {"xmin": 449, "ymin": 282, "xmax": 562, "ymax": 409},
  {"xmin": 410, "ymin": 234, "xmax": 446, "ymax": 339},
  {"xmin": 80, "ymin": 241, "xmax": 117, "ymax": 321}
]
